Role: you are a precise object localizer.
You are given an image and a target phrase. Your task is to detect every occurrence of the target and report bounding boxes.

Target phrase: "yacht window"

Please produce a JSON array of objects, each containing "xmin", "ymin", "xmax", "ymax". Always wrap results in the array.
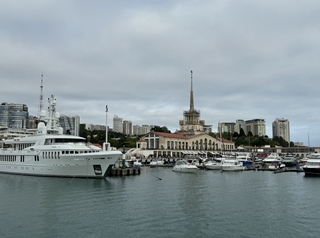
[{"xmin": 54, "ymin": 138, "xmax": 86, "ymax": 144}]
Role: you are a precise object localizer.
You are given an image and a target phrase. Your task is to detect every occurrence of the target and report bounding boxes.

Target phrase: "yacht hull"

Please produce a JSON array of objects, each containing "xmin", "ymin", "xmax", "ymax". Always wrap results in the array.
[
  {"xmin": 205, "ymin": 164, "xmax": 221, "ymax": 170},
  {"xmin": 0, "ymin": 151, "xmax": 121, "ymax": 178},
  {"xmin": 302, "ymin": 168, "xmax": 320, "ymax": 176},
  {"xmin": 221, "ymin": 166, "xmax": 244, "ymax": 171},
  {"xmin": 172, "ymin": 167, "xmax": 198, "ymax": 173}
]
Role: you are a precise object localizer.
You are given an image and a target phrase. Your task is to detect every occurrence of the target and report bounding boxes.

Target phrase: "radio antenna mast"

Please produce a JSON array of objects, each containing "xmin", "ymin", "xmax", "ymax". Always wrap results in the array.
[{"xmin": 38, "ymin": 73, "xmax": 44, "ymax": 116}]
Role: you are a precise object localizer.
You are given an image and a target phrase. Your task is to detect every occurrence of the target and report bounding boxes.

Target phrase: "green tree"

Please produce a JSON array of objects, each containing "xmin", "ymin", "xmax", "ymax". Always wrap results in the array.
[
  {"xmin": 232, "ymin": 132, "xmax": 239, "ymax": 139},
  {"xmin": 151, "ymin": 126, "xmax": 171, "ymax": 133},
  {"xmin": 239, "ymin": 128, "xmax": 246, "ymax": 137}
]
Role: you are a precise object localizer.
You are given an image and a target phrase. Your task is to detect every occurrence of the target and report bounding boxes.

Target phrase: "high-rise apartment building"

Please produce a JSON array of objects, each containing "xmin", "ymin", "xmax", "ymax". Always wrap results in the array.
[
  {"xmin": 85, "ymin": 124, "xmax": 106, "ymax": 131},
  {"xmin": 133, "ymin": 125, "xmax": 152, "ymax": 135},
  {"xmin": 0, "ymin": 102, "xmax": 29, "ymax": 129},
  {"xmin": 59, "ymin": 115, "xmax": 80, "ymax": 136},
  {"xmin": 123, "ymin": 120, "xmax": 132, "ymax": 135},
  {"xmin": 272, "ymin": 118, "xmax": 290, "ymax": 143},
  {"xmin": 235, "ymin": 119, "xmax": 246, "ymax": 134},
  {"xmin": 113, "ymin": 115, "xmax": 123, "ymax": 133},
  {"xmin": 218, "ymin": 122, "xmax": 235, "ymax": 134},
  {"xmin": 245, "ymin": 119, "xmax": 266, "ymax": 136},
  {"xmin": 219, "ymin": 119, "xmax": 266, "ymax": 136}
]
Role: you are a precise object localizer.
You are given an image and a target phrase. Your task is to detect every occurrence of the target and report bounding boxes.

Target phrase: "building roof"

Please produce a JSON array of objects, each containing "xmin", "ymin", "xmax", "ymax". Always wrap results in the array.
[
  {"xmin": 153, "ymin": 132, "xmax": 190, "ymax": 139},
  {"xmin": 152, "ymin": 131, "xmax": 215, "ymax": 140},
  {"xmin": 214, "ymin": 137, "xmax": 233, "ymax": 143}
]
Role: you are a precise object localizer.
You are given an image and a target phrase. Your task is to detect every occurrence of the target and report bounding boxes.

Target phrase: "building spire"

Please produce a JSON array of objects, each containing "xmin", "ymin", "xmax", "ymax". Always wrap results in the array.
[{"xmin": 190, "ymin": 70, "xmax": 194, "ymax": 111}]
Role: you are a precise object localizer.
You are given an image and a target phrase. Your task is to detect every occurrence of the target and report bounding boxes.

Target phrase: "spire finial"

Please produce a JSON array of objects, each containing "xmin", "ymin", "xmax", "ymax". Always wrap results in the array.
[{"xmin": 190, "ymin": 70, "xmax": 194, "ymax": 111}]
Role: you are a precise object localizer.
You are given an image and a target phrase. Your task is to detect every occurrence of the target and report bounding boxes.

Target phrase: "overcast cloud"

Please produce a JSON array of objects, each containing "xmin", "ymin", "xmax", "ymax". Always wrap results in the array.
[{"xmin": 1, "ymin": 0, "xmax": 320, "ymax": 146}]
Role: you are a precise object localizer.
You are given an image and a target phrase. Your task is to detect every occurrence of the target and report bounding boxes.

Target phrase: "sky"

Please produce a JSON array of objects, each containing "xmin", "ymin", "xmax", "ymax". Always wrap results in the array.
[{"xmin": 1, "ymin": 0, "xmax": 320, "ymax": 146}]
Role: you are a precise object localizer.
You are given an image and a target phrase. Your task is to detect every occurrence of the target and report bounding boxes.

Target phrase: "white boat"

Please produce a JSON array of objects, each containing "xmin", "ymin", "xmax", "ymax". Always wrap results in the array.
[
  {"xmin": 205, "ymin": 158, "xmax": 223, "ymax": 170},
  {"xmin": 221, "ymin": 159, "xmax": 245, "ymax": 171},
  {"xmin": 172, "ymin": 160, "xmax": 199, "ymax": 173},
  {"xmin": 262, "ymin": 153, "xmax": 282, "ymax": 163},
  {"xmin": 236, "ymin": 154, "xmax": 254, "ymax": 169},
  {"xmin": 262, "ymin": 153, "xmax": 285, "ymax": 170},
  {"xmin": 282, "ymin": 155, "xmax": 298, "ymax": 167},
  {"xmin": 133, "ymin": 159, "xmax": 142, "ymax": 167},
  {"xmin": 192, "ymin": 156, "xmax": 207, "ymax": 168},
  {"xmin": 236, "ymin": 153, "xmax": 253, "ymax": 161},
  {"xmin": 0, "ymin": 95, "xmax": 122, "ymax": 179},
  {"xmin": 149, "ymin": 158, "xmax": 164, "ymax": 167},
  {"xmin": 302, "ymin": 153, "xmax": 320, "ymax": 176}
]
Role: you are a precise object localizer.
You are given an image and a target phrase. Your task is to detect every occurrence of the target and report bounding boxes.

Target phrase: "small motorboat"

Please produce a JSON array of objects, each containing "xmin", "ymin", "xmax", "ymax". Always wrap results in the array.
[
  {"xmin": 205, "ymin": 159, "xmax": 223, "ymax": 170},
  {"xmin": 282, "ymin": 155, "xmax": 298, "ymax": 167},
  {"xmin": 172, "ymin": 160, "xmax": 199, "ymax": 173},
  {"xmin": 262, "ymin": 153, "xmax": 285, "ymax": 170},
  {"xmin": 221, "ymin": 159, "xmax": 245, "ymax": 171},
  {"xmin": 149, "ymin": 158, "xmax": 164, "ymax": 168}
]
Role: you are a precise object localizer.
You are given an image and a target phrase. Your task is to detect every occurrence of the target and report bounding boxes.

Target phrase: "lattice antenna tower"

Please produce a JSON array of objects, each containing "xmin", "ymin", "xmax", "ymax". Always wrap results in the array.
[{"xmin": 38, "ymin": 73, "xmax": 44, "ymax": 117}]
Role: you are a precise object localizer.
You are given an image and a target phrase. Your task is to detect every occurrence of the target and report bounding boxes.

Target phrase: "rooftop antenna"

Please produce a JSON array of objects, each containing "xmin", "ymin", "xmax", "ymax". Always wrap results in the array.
[{"xmin": 38, "ymin": 73, "xmax": 44, "ymax": 116}]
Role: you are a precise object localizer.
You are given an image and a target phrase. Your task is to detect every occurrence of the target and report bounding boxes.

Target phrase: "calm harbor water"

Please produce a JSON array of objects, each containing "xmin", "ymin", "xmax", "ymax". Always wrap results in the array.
[{"xmin": 1, "ymin": 168, "xmax": 320, "ymax": 238}]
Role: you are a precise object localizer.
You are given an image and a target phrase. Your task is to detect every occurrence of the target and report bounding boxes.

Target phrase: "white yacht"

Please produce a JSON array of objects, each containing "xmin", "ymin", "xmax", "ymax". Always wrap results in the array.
[
  {"xmin": 149, "ymin": 158, "xmax": 164, "ymax": 167},
  {"xmin": 262, "ymin": 153, "xmax": 282, "ymax": 163},
  {"xmin": 205, "ymin": 158, "xmax": 223, "ymax": 170},
  {"xmin": 302, "ymin": 153, "xmax": 320, "ymax": 176},
  {"xmin": 0, "ymin": 95, "xmax": 122, "ymax": 178},
  {"xmin": 262, "ymin": 153, "xmax": 285, "ymax": 170},
  {"xmin": 172, "ymin": 160, "xmax": 199, "ymax": 173},
  {"xmin": 220, "ymin": 159, "xmax": 245, "ymax": 171}
]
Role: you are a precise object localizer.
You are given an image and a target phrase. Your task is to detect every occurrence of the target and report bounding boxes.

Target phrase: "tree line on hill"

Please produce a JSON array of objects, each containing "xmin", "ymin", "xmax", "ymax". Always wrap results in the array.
[
  {"xmin": 80, "ymin": 124, "xmax": 294, "ymax": 149},
  {"xmin": 209, "ymin": 128, "xmax": 294, "ymax": 148}
]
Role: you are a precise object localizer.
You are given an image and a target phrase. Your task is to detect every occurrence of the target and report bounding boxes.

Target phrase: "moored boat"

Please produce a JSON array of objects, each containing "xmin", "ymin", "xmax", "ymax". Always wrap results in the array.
[
  {"xmin": 172, "ymin": 160, "xmax": 198, "ymax": 173},
  {"xmin": 302, "ymin": 153, "xmax": 320, "ymax": 176},
  {"xmin": 0, "ymin": 95, "xmax": 122, "ymax": 178},
  {"xmin": 282, "ymin": 155, "xmax": 298, "ymax": 167},
  {"xmin": 236, "ymin": 153, "xmax": 254, "ymax": 169},
  {"xmin": 262, "ymin": 153, "xmax": 285, "ymax": 170},
  {"xmin": 205, "ymin": 158, "xmax": 223, "ymax": 170},
  {"xmin": 149, "ymin": 158, "xmax": 164, "ymax": 167},
  {"xmin": 262, "ymin": 153, "xmax": 282, "ymax": 163},
  {"xmin": 221, "ymin": 159, "xmax": 245, "ymax": 171}
]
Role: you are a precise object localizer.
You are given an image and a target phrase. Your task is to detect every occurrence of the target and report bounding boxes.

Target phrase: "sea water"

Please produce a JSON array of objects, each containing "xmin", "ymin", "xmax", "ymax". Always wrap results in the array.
[{"xmin": 1, "ymin": 168, "xmax": 320, "ymax": 238}]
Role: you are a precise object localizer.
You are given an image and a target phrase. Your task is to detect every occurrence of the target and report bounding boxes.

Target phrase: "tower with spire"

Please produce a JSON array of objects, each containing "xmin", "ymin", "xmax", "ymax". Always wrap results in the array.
[{"xmin": 178, "ymin": 70, "xmax": 205, "ymax": 135}]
